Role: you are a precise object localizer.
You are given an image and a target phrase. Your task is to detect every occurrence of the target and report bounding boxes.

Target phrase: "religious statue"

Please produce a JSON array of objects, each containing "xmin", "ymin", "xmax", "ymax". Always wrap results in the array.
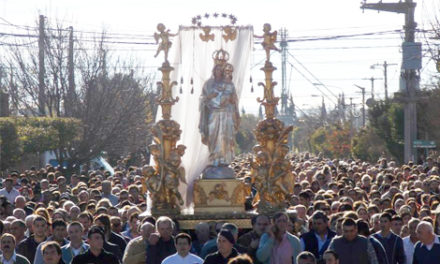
[
  {"xmin": 154, "ymin": 23, "xmax": 177, "ymax": 62},
  {"xmin": 199, "ymin": 50, "xmax": 240, "ymax": 178},
  {"xmin": 254, "ymin": 23, "xmax": 280, "ymax": 62}
]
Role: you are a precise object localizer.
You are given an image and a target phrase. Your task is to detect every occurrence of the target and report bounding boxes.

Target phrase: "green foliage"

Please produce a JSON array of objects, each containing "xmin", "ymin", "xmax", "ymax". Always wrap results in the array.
[
  {"xmin": 367, "ymin": 101, "xmax": 404, "ymax": 162},
  {"xmin": 309, "ymin": 124, "xmax": 352, "ymax": 158},
  {"xmin": 352, "ymin": 128, "xmax": 389, "ymax": 162},
  {"xmin": 0, "ymin": 117, "xmax": 82, "ymax": 170},
  {"xmin": 309, "ymin": 126, "xmax": 330, "ymax": 156},
  {"xmin": 235, "ymin": 114, "xmax": 259, "ymax": 154},
  {"xmin": 0, "ymin": 119, "xmax": 21, "ymax": 170}
]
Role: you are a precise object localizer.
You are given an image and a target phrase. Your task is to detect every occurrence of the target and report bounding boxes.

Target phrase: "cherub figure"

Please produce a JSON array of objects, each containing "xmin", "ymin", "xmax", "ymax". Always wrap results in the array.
[
  {"xmin": 163, "ymin": 151, "xmax": 186, "ymax": 207},
  {"xmin": 254, "ymin": 23, "xmax": 280, "ymax": 62},
  {"xmin": 200, "ymin": 26, "xmax": 215, "ymax": 42},
  {"xmin": 154, "ymin": 23, "xmax": 177, "ymax": 61},
  {"xmin": 222, "ymin": 26, "xmax": 237, "ymax": 42}
]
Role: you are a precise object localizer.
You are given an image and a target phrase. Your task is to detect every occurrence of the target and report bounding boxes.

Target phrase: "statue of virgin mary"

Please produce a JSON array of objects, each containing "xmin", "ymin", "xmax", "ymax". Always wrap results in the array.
[{"xmin": 199, "ymin": 54, "xmax": 240, "ymax": 178}]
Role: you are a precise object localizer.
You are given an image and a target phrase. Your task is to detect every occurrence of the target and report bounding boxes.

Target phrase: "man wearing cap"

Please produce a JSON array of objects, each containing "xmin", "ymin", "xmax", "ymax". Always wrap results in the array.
[
  {"xmin": 204, "ymin": 229, "xmax": 239, "ymax": 264},
  {"xmin": 72, "ymin": 226, "xmax": 119, "ymax": 264},
  {"xmin": 0, "ymin": 178, "xmax": 20, "ymax": 204}
]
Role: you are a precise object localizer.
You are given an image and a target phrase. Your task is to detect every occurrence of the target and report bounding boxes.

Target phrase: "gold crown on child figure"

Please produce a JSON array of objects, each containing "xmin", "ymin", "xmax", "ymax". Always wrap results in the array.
[{"xmin": 212, "ymin": 49, "xmax": 230, "ymax": 67}]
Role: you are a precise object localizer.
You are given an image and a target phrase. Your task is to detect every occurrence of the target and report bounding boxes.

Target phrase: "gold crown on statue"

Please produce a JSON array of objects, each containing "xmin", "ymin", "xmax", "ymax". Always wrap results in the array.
[{"xmin": 212, "ymin": 49, "xmax": 230, "ymax": 66}]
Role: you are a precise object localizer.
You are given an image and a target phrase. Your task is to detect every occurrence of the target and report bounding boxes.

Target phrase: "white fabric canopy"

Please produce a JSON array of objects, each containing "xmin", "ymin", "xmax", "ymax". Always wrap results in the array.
[{"xmin": 155, "ymin": 25, "xmax": 253, "ymax": 209}]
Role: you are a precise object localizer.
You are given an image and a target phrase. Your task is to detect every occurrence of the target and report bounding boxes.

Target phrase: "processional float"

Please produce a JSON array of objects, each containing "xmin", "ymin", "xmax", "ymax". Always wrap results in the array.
[{"xmin": 143, "ymin": 15, "xmax": 294, "ymax": 220}]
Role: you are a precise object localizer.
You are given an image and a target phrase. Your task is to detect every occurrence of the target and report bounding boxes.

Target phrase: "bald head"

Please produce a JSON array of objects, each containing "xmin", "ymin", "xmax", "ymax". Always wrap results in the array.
[
  {"xmin": 140, "ymin": 222, "xmax": 155, "ymax": 240},
  {"xmin": 416, "ymin": 221, "xmax": 435, "ymax": 244}
]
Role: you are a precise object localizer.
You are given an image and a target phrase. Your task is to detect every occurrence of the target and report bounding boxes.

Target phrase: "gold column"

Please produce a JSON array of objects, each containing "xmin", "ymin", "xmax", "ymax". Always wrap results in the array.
[
  {"xmin": 250, "ymin": 24, "xmax": 294, "ymax": 214},
  {"xmin": 142, "ymin": 24, "xmax": 186, "ymax": 215}
]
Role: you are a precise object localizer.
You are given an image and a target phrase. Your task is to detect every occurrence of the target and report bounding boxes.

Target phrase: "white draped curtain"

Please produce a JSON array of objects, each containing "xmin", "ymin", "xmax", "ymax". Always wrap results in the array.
[{"xmin": 154, "ymin": 25, "xmax": 253, "ymax": 209}]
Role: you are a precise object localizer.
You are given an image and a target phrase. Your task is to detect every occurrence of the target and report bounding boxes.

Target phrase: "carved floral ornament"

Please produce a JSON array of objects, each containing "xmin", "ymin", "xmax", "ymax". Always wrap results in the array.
[{"xmin": 192, "ymin": 13, "xmax": 238, "ymax": 42}]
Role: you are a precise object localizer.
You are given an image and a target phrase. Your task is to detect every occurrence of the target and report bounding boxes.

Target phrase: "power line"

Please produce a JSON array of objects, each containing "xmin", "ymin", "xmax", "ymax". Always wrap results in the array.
[
  {"xmin": 288, "ymin": 51, "xmax": 339, "ymax": 101},
  {"xmin": 286, "ymin": 60, "xmax": 337, "ymax": 105}
]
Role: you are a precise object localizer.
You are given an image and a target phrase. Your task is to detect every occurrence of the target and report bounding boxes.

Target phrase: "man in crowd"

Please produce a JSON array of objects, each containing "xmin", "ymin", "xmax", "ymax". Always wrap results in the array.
[
  {"xmin": 161, "ymin": 233, "xmax": 203, "ymax": 264},
  {"xmin": 123, "ymin": 222, "xmax": 154, "ymax": 264},
  {"xmin": 33, "ymin": 220, "xmax": 69, "ymax": 264},
  {"xmin": 204, "ymin": 229, "xmax": 239, "ymax": 264},
  {"xmin": 372, "ymin": 213, "xmax": 406, "ymax": 264},
  {"xmin": 237, "ymin": 214, "xmax": 270, "ymax": 264},
  {"xmin": 72, "ymin": 226, "xmax": 119, "ymax": 264},
  {"xmin": 0, "ymin": 233, "xmax": 30, "ymax": 264},
  {"xmin": 41, "ymin": 242, "xmax": 63, "ymax": 264},
  {"xmin": 328, "ymin": 218, "xmax": 378, "ymax": 264},
  {"xmin": 11, "ymin": 219, "xmax": 27, "ymax": 243},
  {"xmin": 0, "ymin": 178, "xmax": 20, "ymax": 204},
  {"xmin": 191, "ymin": 222, "xmax": 210, "ymax": 256},
  {"xmin": 300, "ymin": 211, "xmax": 336, "ymax": 262},
  {"xmin": 146, "ymin": 216, "xmax": 176, "ymax": 264},
  {"xmin": 412, "ymin": 221, "xmax": 440, "ymax": 264},
  {"xmin": 297, "ymin": 252, "xmax": 317, "ymax": 264},
  {"xmin": 17, "ymin": 216, "xmax": 48, "ymax": 264},
  {"xmin": 402, "ymin": 218, "xmax": 419, "ymax": 264},
  {"xmin": 101, "ymin": 181, "xmax": 118, "ymax": 206},
  {"xmin": 61, "ymin": 222, "xmax": 90, "ymax": 264}
]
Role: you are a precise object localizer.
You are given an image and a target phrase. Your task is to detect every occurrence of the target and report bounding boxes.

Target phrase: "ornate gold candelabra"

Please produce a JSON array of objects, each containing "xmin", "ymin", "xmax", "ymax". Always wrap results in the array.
[
  {"xmin": 250, "ymin": 24, "xmax": 294, "ymax": 213},
  {"xmin": 142, "ymin": 23, "xmax": 186, "ymax": 215}
]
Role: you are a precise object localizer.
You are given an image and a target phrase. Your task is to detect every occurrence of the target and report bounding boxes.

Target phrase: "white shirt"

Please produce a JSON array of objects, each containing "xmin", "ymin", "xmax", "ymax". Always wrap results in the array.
[
  {"xmin": 1, "ymin": 251, "xmax": 17, "ymax": 264},
  {"xmin": 0, "ymin": 187, "xmax": 20, "ymax": 204},
  {"xmin": 403, "ymin": 236, "xmax": 417, "ymax": 264},
  {"xmin": 422, "ymin": 235, "xmax": 440, "ymax": 251},
  {"xmin": 161, "ymin": 253, "xmax": 203, "ymax": 264}
]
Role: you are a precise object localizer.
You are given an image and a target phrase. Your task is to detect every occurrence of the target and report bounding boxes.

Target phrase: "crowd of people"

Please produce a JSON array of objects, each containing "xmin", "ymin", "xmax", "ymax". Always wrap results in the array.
[{"xmin": 0, "ymin": 153, "xmax": 439, "ymax": 264}]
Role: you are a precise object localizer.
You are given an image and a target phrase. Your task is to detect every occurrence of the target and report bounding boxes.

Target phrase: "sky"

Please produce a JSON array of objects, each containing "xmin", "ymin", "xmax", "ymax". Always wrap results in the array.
[{"xmin": 0, "ymin": 0, "xmax": 438, "ymax": 116}]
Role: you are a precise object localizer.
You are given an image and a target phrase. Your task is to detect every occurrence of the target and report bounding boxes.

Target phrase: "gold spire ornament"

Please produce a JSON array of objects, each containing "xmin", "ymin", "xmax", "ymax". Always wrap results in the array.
[
  {"xmin": 144, "ymin": 23, "xmax": 186, "ymax": 215},
  {"xmin": 249, "ymin": 24, "xmax": 294, "ymax": 214}
]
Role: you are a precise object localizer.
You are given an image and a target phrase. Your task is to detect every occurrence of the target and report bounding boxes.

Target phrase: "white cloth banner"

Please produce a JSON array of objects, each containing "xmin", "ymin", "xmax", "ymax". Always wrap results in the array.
[{"xmin": 155, "ymin": 26, "xmax": 253, "ymax": 208}]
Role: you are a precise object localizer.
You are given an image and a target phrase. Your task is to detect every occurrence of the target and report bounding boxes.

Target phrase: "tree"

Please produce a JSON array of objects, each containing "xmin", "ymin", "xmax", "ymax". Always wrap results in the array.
[
  {"xmin": 352, "ymin": 127, "xmax": 390, "ymax": 162},
  {"xmin": 368, "ymin": 101, "xmax": 404, "ymax": 162},
  {"xmin": 0, "ymin": 117, "xmax": 82, "ymax": 170},
  {"xmin": 235, "ymin": 113, "xmax": 259, "ymax": 154},
  {"xmin": 0, "ymin": 17, "xmax": 155, "ymax": 168}
]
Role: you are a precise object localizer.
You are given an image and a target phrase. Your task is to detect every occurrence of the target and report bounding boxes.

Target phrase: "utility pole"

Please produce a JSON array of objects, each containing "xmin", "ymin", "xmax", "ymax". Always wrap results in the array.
[
  {"xmin": 38, "ymin": 15, "xmax": 45, "ymax": 116},
  {"xmin": 362, "ymin": 0, "xmax": 420, "ymax": 163},
  {"xmin": 371, "ymin": 61, "xmax": 398, "ymax": 101},
  {"xmin": 280, "ymin": 28, "xmax": 288, "ymax": 115},
  {"xmin": 354, "ymin": 84, "xmax": 366, "ymax": 127},
  {"xmin": 67, "ymin": 26, "xmax": 75, "ymax": 117},
  {"xmin": 362, "ymin": 76, "xmax": 382, "ymax": 100}
]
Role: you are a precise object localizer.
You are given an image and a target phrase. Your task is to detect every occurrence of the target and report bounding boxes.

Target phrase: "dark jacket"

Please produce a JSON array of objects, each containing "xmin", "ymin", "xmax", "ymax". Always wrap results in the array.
[
  {"xmin": 72, "ymin": 249, "xmax": 119, "ymax": 264},
  {"xmin": 0, "ymin": 253, "xmax": 31, "ymax": 264},
  {"xmin": 300, "ymin": 228, "xmax": 336, "ymax": 262},
  {"xmin": 237, "ymin": 230, "xmax": 263, "ymax": 264},
  {"xmin": 203, "ymin": 248, "xmax": 239, "ymax": 264},
  {"xmin": 369, "ymin": 236, "xmax": 389, "ymax": 264},
  {"xmin": 328, "ymin": 235, "xmax": 377, "ymax": 264},
  {"xmin": 412, "ymin": 237, "xmax": 440, "ymax": 264},
  {"xmin": 16, "ymin": 235, "xmax": 46, "ymax": 264},
  {"xmin": 146, "ymin": 237, "xmax": 176, "ymax": 264},
  {"xmin": 109, "ymin": 232, "xmax": 127, "ymax": 253},
  {"xmin": 104, "ymin": 241, "xmax": 123, "ymax": 261},
  {"xmin": 372, "ymin": 232, "xmax": 406, "ymax": 264}
]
